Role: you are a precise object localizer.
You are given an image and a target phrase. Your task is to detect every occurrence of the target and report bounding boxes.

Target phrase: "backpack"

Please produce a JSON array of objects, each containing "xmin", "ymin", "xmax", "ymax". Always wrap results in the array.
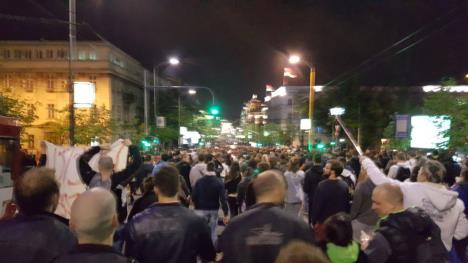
[
  {"xmin": 396, "ymin": 167, "xmax": 411, "ymax": 182},
  {"xmin": 414, "ymin": 228, "xmax": 449, "ymax": 263}
]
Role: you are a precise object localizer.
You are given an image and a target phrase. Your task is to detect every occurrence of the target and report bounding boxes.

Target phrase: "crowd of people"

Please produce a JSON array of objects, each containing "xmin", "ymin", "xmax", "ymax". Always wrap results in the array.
[{"xmin": 0, "ymin": 144, "xmax": 467, "ymax": 263}]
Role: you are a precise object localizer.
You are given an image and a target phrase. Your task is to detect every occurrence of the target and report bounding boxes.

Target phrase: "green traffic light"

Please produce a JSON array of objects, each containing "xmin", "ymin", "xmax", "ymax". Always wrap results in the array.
[
  {"xmin": 316, "ymin": 143, "xmax": 325, "ymax": 150},
  {"xmin": 209, "ymin": 105, "xmax": 220, "ymax": 116},
  {"xmin": 330, "ymin": 141, "xmax": 336, "ymax": 146}
]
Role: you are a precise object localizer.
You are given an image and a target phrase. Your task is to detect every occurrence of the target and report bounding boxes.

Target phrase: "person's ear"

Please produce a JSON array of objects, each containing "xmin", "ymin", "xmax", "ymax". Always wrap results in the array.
[
  {"xmin": 111, "ymin": 213, "xmax": 118, "ymax": 229},
  {"xmin": 50, "ymin": 193, "xmax": 59, "ymax": 212}
]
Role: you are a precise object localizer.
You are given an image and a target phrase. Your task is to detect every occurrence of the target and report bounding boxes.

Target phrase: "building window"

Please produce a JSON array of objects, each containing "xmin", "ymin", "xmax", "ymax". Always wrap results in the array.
[
  {"xmin": 47, "ymin": 76, "xmax": 54, "ymax": 92},
  {"xmin": 1, "ymin": 49, "xmax": 10, "ymax": 59},
  {"xmin": 14, "ymin": 50, "xmax": 21, "ymax": 59},
  {"xmin": 24, "ymin": 50, "xmax": 32, "ymax": 59},
  {"xmin": 25, "ymin": 79, "xmax": 34, "ymax": 92},
  {"xmin": 47, "ymin": 104, "xmax": 55, "ymax": 119},
  {"xmin": 35, "ymin": 50, "xmax": 43, "ymax": 59},
  {"xmin": 78, "ymin": 51, "xmax": 87, "ymax": 60},
  {"xmin": 288, "ymin": 99, "xmax": 293, "ymax": 105},
  {"xmin": 57, "ymin": 50, "xmax": 67, "ymax": 59},
  {"xmin": 2, "ymin": 74, "xmax": 11, "ymax": 92},
  {"xmin": 288, "ymin": 113, "xmax": 293, "ymax": 120},
  {"xmin": 46, "ymin": 50, "xmax": 53, "ymax": 58},
  {"xmin": 89, "ymin": 51, "xmax": 97, "ymax": 60},
  {"xmin": 27, "ymin": 135, "xmax": 34, "ymax": 149}
]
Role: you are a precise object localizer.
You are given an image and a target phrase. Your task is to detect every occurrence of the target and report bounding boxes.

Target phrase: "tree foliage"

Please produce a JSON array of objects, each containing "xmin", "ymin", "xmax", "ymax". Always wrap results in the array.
[
  {"xmin": 423, "ymin": 78, "xmax": 468, "ymax": 151},
  {"xmin": 0, "ymin": 93, "xmax": 37, "ymax": 126}
]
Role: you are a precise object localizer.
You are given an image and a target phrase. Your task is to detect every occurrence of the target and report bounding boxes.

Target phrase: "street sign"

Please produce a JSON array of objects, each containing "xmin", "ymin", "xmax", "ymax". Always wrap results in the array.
[
  {"xmin": 156, "ymin": 116, "xmax": 166, "ymax": 128},
  {"xmin": 395, "ymin": 115, "xmax": 410, "ymax": 138}
]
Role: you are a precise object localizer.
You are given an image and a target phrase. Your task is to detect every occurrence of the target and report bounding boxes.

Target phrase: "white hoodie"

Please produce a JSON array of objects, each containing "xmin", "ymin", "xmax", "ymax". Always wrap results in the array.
[{"xmin": 362, "ymin": 158, "xmax": 468, "ymax": 251}]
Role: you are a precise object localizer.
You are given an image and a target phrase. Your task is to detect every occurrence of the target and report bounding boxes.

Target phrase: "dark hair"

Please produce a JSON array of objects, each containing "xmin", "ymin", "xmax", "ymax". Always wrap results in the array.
[
  {"xmin": 275, "ymin": 241, "xmax": 330, "ymax": 263},
  {"xmin": 324, "ymin": 213, "xmax": 353, "ymax": 247},
  {"xmin": 198, "ymin": 154, "xmax": 205, "ymax": 163},
  {"xmin": 327, "ymin": 159, "xmax": 344, "ymax": 176},
  {"xmin": 287, "ymin": 157, "xmax": 300, "ymax": 173},
  {"xmin": 142, "ymin": 176, "xmax": 155, "ymax": 193},
  {"xmin": 206, "ymin": 161, "xmax": 215, "ymax": 172},
  {"xmin": 247, "ymin": 159, "xmax": 257, "ymax": 169},
  {"xmin": 15, "ymin": 168, "xmax": 59, "ymax": 215},
  {"xmin": 161, "ymin": 153, "xmax": 171, "ymax": 162},
  {"xmin": 313, "ymin": 154, "xmax": 322, "ymax": 164},
  {"xmin": 205, "ymin": 154, "xmax": 213, "ymax": 163},
  {"xmin": 154, "ymin": 166, "xmax": 180, "ymax": 197},
  {"xmin": 144, "ymin": 154, "xmax": 152, "ymax": 162},
  {"xmin": 226, "ymin": 162, "xmax": 241, "ymax": 183},
  {"xmin": 257, "ymin": 162, "xmax": 270, "ymax": 173}
]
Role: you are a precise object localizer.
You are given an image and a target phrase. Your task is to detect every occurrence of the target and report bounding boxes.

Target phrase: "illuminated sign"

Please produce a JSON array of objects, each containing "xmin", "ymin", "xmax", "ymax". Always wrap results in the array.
[{"xmin": 74, "ymin": 82, "xmax": 95, "ymax": 108}]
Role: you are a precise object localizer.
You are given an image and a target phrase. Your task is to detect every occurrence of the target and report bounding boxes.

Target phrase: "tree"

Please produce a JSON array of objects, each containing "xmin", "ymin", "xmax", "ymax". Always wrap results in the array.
[
  {"xmin": 423, "ymin": 78, "xmax": 468, "ymax": 151},
  {"xmin": 46, "ymin": 105, "xmax": 116, "ymax": 145},
  {"xmin": 0, "ymin": 93, "xmax": 37, "ymax": 126}
]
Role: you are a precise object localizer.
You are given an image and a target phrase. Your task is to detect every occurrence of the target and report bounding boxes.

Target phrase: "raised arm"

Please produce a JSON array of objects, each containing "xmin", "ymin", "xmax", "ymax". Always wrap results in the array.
[
  {"xmin": 78, "ymin": 146, "xmax": 101, "ymax": 185},
  {"xmin": 112, "ymin": 145, "xmax": 142, "ymax": 188},
  {"xmin": 361, "ymin": 157, "xmax": 399, "ymax": 186}
]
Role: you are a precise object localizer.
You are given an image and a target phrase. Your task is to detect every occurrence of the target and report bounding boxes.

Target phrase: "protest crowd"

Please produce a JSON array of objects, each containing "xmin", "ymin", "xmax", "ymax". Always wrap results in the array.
[{"xmin": 0, "ymin": 142, "xmax": 467, "ymax": 263}]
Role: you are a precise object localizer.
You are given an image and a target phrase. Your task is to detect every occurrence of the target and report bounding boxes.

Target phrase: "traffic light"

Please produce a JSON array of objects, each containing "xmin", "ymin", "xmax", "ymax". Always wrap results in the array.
[
  {"xmin": 316, "ymin": 143, "xmax": 325, "ymax": 150},
  {"xmin": 208, "ymin": 105, "xmax": 220, "ymax": 116},
  {"xmin": 330, "ymin": 141, "xmax": 336, "ymax": 146}
]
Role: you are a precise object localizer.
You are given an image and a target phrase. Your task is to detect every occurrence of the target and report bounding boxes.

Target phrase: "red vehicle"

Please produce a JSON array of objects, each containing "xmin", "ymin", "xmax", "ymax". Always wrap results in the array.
[{"xmin": 0, "ymin": 116, "xmax": 22, "ymax": 218}]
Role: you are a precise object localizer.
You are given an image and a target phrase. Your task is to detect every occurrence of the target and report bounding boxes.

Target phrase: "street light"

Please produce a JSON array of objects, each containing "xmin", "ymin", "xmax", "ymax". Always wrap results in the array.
[
  {"xmin": 288, "ymin": 55, "xmax": 301, "ymax": 64},
  {"xmin": 188, "ymin": 89, "xmax": 197, "ymax": 95},
  {"xmin": 169, "ymin": 57, "xmax": 180, "ymax": 65},
  {"xmin": 288, "ymin": 54, "xmax": 316, "ymax": 151},
  {"xmin": 329, "ymin": 106, "xmax": 363, "ymax": 155}
]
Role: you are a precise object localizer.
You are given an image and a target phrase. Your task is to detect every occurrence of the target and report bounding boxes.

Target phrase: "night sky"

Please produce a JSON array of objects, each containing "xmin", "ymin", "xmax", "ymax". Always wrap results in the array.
[{"xmin": 5, "ymin": 0, "xmax": 468, "ymax": 119}]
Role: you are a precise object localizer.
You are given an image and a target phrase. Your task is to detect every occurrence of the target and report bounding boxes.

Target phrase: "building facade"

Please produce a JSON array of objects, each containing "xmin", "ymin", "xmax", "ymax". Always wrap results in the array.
[{"xmin": 0, "ymin": 40, "xmax": 150, "ymax": 151}]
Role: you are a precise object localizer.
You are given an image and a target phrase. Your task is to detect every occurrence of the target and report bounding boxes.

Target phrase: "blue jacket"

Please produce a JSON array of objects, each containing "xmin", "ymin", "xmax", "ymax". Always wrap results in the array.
[{"xmin": 192, "ymin": 174, "xmax": 229, "ymax": 215}]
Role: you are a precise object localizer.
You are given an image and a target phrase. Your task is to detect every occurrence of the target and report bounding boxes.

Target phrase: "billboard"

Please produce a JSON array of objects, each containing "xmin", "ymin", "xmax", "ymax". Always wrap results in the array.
[
  {"xmin": 410, "ymin": 115, "xmax": 450, "ymax": 149},
  {"xmin": 74, "ymin": 82, "xmax": 95, "ymax": 108}
]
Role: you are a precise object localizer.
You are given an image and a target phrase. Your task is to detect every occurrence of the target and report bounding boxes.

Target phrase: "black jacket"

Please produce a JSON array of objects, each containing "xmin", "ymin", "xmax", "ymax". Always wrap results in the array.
[
  {"xmin": 192, "ymin": 175, "xmax": 229, "ymax": 215},
  {"xmin": 0, "ymin": 212, "xmax": 76, "ymax": 263},
  {"xmin": 52, "ymin": 244, "xmax": 137, "ymax": 263},
  {"xmin": 371, "ymin": 207, "xmax": 448, "ymax": 263},
  {"xmin": 218, "ymin": 203, "xmax": 314, "ymax": 263},
  {"xmin": 127, "ymin": 191, "xmax": 157, "ymax": 221},
  {"xmin": 311, "ymin": 179, "xmax": 350, "ymax": 224},
  {"xmin": 124, "ymin": 203, "xmax": 215, "ymax": 263}
]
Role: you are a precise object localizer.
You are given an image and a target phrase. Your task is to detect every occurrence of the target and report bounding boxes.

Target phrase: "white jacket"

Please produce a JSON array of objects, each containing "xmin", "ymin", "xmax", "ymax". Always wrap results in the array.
[{"xmin": 362, "ymin": 158, "xmax": 468, "ymax": 251}]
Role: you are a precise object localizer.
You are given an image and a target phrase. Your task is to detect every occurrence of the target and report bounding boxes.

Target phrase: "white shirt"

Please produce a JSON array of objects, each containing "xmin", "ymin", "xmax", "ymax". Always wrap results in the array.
[{"xmin": 189, "ymin": 162, "xmax": 206, "ymax": 188}]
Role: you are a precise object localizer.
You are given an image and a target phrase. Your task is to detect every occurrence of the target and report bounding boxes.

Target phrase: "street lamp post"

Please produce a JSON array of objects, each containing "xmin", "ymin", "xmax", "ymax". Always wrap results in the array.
[
  {"xmin": 152, "ymin": 57, "xmax": 180, "ymax": 124},
  {"xmin": 289, "ymin": 55, "xmax": 316, "ymax": 151},
  {"xmin": 68, "ymin": 0, "xmax": 76, "ymax": 145}
]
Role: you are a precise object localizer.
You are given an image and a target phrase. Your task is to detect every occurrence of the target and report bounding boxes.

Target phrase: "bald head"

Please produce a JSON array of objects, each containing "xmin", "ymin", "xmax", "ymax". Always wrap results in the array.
[
  {"xmin": 253, "ymin": 170, "xmax": 286, "ymax": 205},
  {"xmin": 372, "ymin": 183, "xmax": 404, "ymax": 217},
  {"xmin": 70, "ymin": 188, "xmax": 117, "ymax": 244},
  {"xmin": 98, "ymin": 156, "xmax": 114, "ymax": 172}
]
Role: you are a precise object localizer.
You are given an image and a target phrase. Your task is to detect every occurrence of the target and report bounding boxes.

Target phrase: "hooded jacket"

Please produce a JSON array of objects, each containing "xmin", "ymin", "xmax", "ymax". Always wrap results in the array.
[{"xmin": 362, "ymin": 158, "xmax": 468, "ymax": 250}]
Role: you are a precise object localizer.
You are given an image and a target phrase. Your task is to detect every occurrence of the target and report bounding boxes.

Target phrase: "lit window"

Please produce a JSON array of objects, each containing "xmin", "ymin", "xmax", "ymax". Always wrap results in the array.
[
  {"xmin": 78, "ymin": 51, "xmax": 87, "ymax": 60},
  {"xmin": 24, "ymin": 50, "xmax": 32, "ymax": 59},
  {"xmin": 1, "ymin": 49, "xmax": 10, "ymax": 59},
  {"xmin": 57, "ymin": 50, "xmax": 67, "ymax": 59},
  {"xmin": 89, "ymin": 51, "xmax": 97, "ymax": 60},
  {"xmin": 14, "ymin": 50, "xmax": 21, "ymax": 59}
]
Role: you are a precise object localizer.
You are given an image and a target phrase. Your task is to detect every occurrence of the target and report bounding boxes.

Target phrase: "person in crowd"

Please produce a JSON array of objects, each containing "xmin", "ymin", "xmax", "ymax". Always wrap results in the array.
[
  {"xmin": 237, "ymin": 166, "xmax": 254, "ymax": 212},
  {"xmin": 362, "ymin": 183, "xmax": 448, "ymax": 263},
  {"xmin": 311, "ymin": 159, "xmax": 350, "ymax": 240},
  {"xmin": 78, "ymin": 140, "xmax": 142, "ymax": 222},
  {"xmin": 151, "ymin": 152, "xmax": 171, "ymax": 176},
  {"xmin": 0, "ymin": 168, "xmax": 76, "ymax": 263},
  {"xmin": 257, "ymin": 161, "xmax": 270, "ymax": 174},
  {"xmin": 322, "ymin": 213, "xmax": 360, "ymax": 263},
  {"xmin": 284, "ymin": 156, "xmax": 305, "ymax": 217},
  {"xmin": 127, "ymin": 176, "xmax": 157, "ymax": 221},
  {"xmin": 53, "ymin": 188, "xmax": 135, "ymax": 263},
  {"xmin": 124, "ymin": 166, "xmax": 215, "ymax": 263},
  {"xmin": 268, "ymin": 155, "xmax": 280, "ymax": 170},
  {"xmin": 451, "ymin": 167, "xmax": 468, "ymax": 262},
  {"xmin": 303, "ymin": 154, "xmax": 325, "ymax": 224},
  {"xmin": 225, "ymin": 161, "xmax": 242, "ymax": 217},
  {"xmin": 192, "ymin": 161, "xmax": 229, "ymax": 244},
  {"xmin": 219, "ymin": 170, "xmax": 314, "ymax": 263},
  {"xmin": 439, "ymin": 151, "xmax": 461, "ymax": 187},
  {"xmin": 176, "ymin": 153, "xmax": 192, "ymax": 192},
  {"xmin": 189, "ymin": 153, "xmax": 206, "ymax": 188},
  {"xmin": 275, "ymin": 241, "xmax": 330, "ymax": 263},
  {"xmin": 130, "ymin": 154, "xmax": 154, "ymax": 196},
  {"xmin": 361, "ymin": 157, "xmax": 468, "ymax": 259},
  {"xmin": 387, "ymin": 152, "xmax": 411, "ymax": 180},
  {"xmin": 349, "ymin": 168, "xmax": 378, "ymax": 242}
]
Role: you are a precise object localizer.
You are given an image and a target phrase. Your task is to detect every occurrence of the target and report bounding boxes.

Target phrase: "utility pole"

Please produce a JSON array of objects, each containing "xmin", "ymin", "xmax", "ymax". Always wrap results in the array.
[{"xmin": 68, "ymin": 0, "xmax": 76, "ymax": 145}]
